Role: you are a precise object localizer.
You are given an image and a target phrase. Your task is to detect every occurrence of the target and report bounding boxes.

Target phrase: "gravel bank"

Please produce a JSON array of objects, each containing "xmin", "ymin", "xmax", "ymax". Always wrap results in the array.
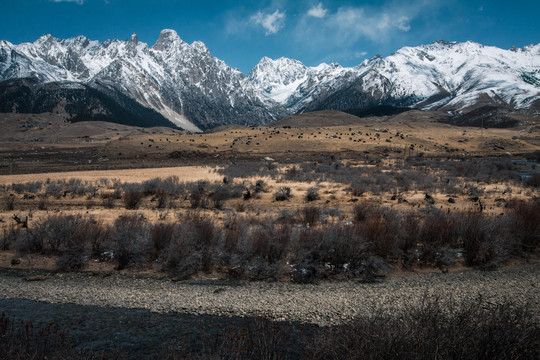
[{"xmin": 1, "ymin": 263, "xmax": 539, "ymax": 325}]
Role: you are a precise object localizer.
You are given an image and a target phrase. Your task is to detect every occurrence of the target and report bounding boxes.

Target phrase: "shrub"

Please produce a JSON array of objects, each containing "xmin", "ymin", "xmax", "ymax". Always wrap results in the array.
[
  {"xmin": 1, "ymin": 225, "xmax": 19, "ymax": 251},
  {"xmin": 123, "ymin": 189, "xmax": 144, "ymax": 209},
  {"xmin": 151, "ymin": 223, "xmax": 176, "ymax": 260},
  {"xmin": 84, "ymin": 218, "xmax": 110, "ymax": 257},
  {"xmin": 356, "ymin": 209, "xmax": 400, "ymax": 260},
  {"xmin": 222, "ymin": 216, "xmax": 244, "ymax": 253},
  {"xmin": 305, "ymin": 187, "xmax": 320, "ymax": 202},
  {"xmin": 290, "ymin": 225, "xmax": 369, "ymax": 279},
  {"xmin": 299, "ymin": 206, "xmax": 320, "ymax": 227},
  {"xmin": 17, "ymin": 214, "xmax": 81, "ymax": 255},
  {"xmin": 37, "ymin": 196, "xmax": 48, "ymax": 210},
  {"xmin": 254, "ymin": 179, "xmax": 268, "ymax": 193},
  {"xmin": 155, "ymin": 189, "xmax": 170, "ymax": 209},
  {"xmin": 525, "ymin": 174, "xmax": 540, "ymax": 187},
  {"xmin": 165, "ymin": 212, "xmax": 217, "ymax": 276},
  {"xmin": 112, "ymin": 214, "xmax": 151, "ymax": 270},
  {"xmin": 506, "ymin": 199, "xmax": 540, "ymax": 254},
  {"xmin": 0, "ymin": 313, "xmax": 81, "ymax": 359},
  {"xmin": 189, "ymin": 188, "xmax": 207, "ymax": 209},
  {"xmin": 352, "ymin": 201, "xmax": 376, "ymax": 223},
  {"xmin": 274, "ymin": 187, "xmax": 291, "ymax": 201},
  {"xmin": 348, "ymin": 181, "xmax": 366, "ymax": 197},
  {"xmin": 418, "ymin": 211, "xmax": 458, "ymax": 266},
  {"xmin": 456, "ymin": 211, "xmax": 498, "ymax": 267},
  {"xmin": 209, "ymin": 185, "xmax": 231, "ymax": 209},
  {"xmin": 250, "ymin": 225, "xmax": 290, "ymax": 265},
  {"xmin": 3, "ymin": 195, "xmax": 15, "ymax": 211},
  {"xmin": 304, "ymin": 295, "xmax": 540, "ymax": 360},
  {"xmin": 163, "ymin": 225, "xmax": 201, "ymax": 279}
]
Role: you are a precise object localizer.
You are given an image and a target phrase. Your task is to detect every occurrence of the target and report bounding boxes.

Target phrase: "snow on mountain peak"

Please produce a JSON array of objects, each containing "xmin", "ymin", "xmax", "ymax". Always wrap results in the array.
[
  {"xmin": 153, "ymin": 29, "xmax": 183, "ymax": 51},
  {"xmin": 0, "ymin": 33, "xmax": 538, "ymax": 131}
]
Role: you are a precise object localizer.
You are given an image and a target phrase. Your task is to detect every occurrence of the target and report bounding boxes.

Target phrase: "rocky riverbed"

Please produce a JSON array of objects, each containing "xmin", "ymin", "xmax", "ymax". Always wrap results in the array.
[{"xmin": 1, "ymin": 263, "xmax": 539, "ymax": 356}]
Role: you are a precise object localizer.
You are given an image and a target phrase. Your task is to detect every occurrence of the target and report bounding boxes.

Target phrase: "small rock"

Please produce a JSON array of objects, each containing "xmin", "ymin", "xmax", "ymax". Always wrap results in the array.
[{"xmin": 11, "ymin": 258, "xmax": 21, "ymax": 265}]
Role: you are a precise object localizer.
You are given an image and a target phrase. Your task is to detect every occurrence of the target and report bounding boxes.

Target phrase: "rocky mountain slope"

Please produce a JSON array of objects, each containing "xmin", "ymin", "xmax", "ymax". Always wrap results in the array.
[
  {"xmin": 1, "ymin": 31, "xmax": 538, "ymax": 131},
  {"xmin": 247, "ymin": 41, "xmax": 540, "ymax": 114},
  {"xmin": 0, "ymin": 30, "xmax": 285, "ymax": 131}
]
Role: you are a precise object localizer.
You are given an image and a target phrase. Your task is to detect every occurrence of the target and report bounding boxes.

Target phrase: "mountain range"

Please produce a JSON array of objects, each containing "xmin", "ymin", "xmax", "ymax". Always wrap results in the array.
[{"xmin": 1, "ymin": 29, "xmax": 539, "ymax": 131}]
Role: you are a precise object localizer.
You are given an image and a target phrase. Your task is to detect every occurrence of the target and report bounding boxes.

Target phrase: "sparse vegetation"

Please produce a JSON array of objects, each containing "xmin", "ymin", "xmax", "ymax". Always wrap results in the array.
[{"xmin": 274, "ymin": 186, "xmax": 292, "ymax": 201}]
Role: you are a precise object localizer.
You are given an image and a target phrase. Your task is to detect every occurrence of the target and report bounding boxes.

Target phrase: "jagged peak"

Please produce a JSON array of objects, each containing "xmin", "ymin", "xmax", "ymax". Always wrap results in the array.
[
  {"xmin": 35, "ymin": 34, "xmax": 55, "ymax": 45},
  {"xmin": 129, "ymin": 33, "xmax": 138, "ymax": 45},
  {"xmin": 153, "ymin": 29, "xmax": 183, "ymax": 51},
  {"xmin": 191, "ymin": 40, "xmax": 209, "ymax": 53},
  {"xmin": 253, "ymin": 56, "xmax": 306, "ymax": 71},
  {"xmin": 0, "ymin": 40, "xmax": 13, "ymax": 48}
]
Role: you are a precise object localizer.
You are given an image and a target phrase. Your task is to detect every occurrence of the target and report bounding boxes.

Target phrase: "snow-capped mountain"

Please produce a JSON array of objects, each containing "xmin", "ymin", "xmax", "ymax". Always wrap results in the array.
[
  {"xmin": 0, "ymin": 30, "xmax": 285, "ymax": 131},
  {"xmin": 247, "ymin": 40, "xmax": 540, "ymax": 114},
  {"xmin": 0, "ymin": 31, "xmax": 539, "ymax": 131}
]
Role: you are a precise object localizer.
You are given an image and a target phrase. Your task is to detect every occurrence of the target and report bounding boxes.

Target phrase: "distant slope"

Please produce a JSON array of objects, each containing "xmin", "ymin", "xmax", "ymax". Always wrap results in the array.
[
  {"xmin": 272, "ymin": 110, "xmax": 365, "ymax": 127},
  {"xmin": 0, "ymin": 78, "xmax": 173, "ymax": 128}
]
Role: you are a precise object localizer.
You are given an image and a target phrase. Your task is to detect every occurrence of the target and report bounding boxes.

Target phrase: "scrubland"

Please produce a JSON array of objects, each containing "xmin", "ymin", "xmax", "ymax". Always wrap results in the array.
[{"xmin": 0, "ymin": 115, "xmax": 539, "ymax": 358}]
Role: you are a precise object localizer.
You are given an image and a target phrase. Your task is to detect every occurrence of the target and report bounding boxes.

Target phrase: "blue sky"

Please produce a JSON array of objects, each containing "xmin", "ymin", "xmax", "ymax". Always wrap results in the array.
[{"xmin": 1, "ymin": 0, "xmax": 539, "ymax": 74}]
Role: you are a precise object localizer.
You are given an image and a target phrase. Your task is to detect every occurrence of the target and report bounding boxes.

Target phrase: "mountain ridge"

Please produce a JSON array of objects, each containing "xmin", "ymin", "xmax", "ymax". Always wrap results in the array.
[{"xmin": 1, "ymin": 31, "xmax": 538, "ymax": 131}]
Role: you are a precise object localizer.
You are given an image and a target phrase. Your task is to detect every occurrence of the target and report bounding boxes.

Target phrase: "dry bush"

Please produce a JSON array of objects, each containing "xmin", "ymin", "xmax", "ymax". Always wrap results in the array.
[
  {"xmin": 398, "ymin": 213, "xmax": 421, "ymax": 266},
  {"xmin": 506, "ymin": 198, "xmax": 540, "ymax": 254},
  {"xmin": 222, "ymin": 216, "xmax": 244, "ymax": 253},
  {"xmin": 355, "ymin": 209, "xmax": 400, "ymax": 260},
  {"xmin": 352, "ymin": 201, "xmax": 377, "ymax": 223},
  {"xmin": 347, "ymin": 181, "xmax": 367, "ymax": 197},
  {"xmin": 37, "ymin": 196, "xmax": 48, "ymax": 210},
  {"xmin": 123, "ymin": 189, "xmax": 144, "ymax": 209},
  {"xmin": 254, "ymin": 179, "xmax": 268, "ymax": 193},
  {"xmin": 112, "ymin": 214, "xmax": 151, "ymax": 270},
  {"xmin": 525, "ymin": 174, "xmax": 540, "ymax": 187},
  {"xmin": 290, "ymin": 225, "xmax": 371, "ymax": 281},
  {"xmin": 1, "ymin": 225, "xmax": 19, "ymax": 251},
  {"xmin": 418, "ymin": 211, "xmax": 458, "ymax": 266},
  {"xmin": 299, "ymin": 206, "xmax": 321, "ymax": 227},
  {"xmin": 305, "ymin": 187, "xmax": 320, "ymax": 202},
  {"xmin": 155, "ymin": 189, "xmax": 170, "ymax": 209},
  {"xmin": 165, "ymin": 211, "xmax": 217, "ymax": 276},
  {"xmin": 0, "ymin": 313, "xmax": 81, "ymax": 360},
  {"xmin": 274, "ymin": 187, "xmax": 292, "ymax": 201},
  {"xmin": 151, "ymin": 223, "xmax": 176, "ymax": 260},
  {"xmin": 16, "ymin": 214, "xmax": 80, "ymax": 255},
  {"xmin": 456, "ymin": 211, "xmax": 498, "ymax": 267},
  {"xmin": 209, "ymin": 185, "xmax": 230, "ymax": 209},
  {"xmin": 250, "ymin": 225, "xmax": 290, "ymax": 265},
  {"xmin": 101, "ymin": 194, "xmax": 116, "ymax": 209},
  {"xmin": 304, "ymin": 295, "xmax": 539, "ymax": 360},
  {"xmin": 3, "ymin": 195, "xmax": 15, "ymax": 211},
  {"xmin": 189, "ymin": 188, "xmax": 207, "ymax": 209}
]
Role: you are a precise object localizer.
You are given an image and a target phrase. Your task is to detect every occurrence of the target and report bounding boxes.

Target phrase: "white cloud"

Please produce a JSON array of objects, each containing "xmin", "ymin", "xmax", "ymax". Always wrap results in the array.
[
  {"xmin": 295, "ymin": 2, "xmax": 421, "ymax": 49},
  {"xmin": 396, "ymin": 16, "xmax": 411, "ymax": 31},
  {"xmin": 251, "ymin": 9, "xmax": 286, "ymax": 35},
  {"xmin": 307, "ymin": 3, "xmax": 327, "ymax": 18},
  {"xmin": 51, "ymin": 0, "xmax": 85, "ymax": 4}
]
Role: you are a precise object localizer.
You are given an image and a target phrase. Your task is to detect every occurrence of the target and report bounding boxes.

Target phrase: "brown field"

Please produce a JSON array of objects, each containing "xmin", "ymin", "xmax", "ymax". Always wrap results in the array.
[{"xmin": 0, "ymin": 109, "xmax": 539, "ymax": 277}]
